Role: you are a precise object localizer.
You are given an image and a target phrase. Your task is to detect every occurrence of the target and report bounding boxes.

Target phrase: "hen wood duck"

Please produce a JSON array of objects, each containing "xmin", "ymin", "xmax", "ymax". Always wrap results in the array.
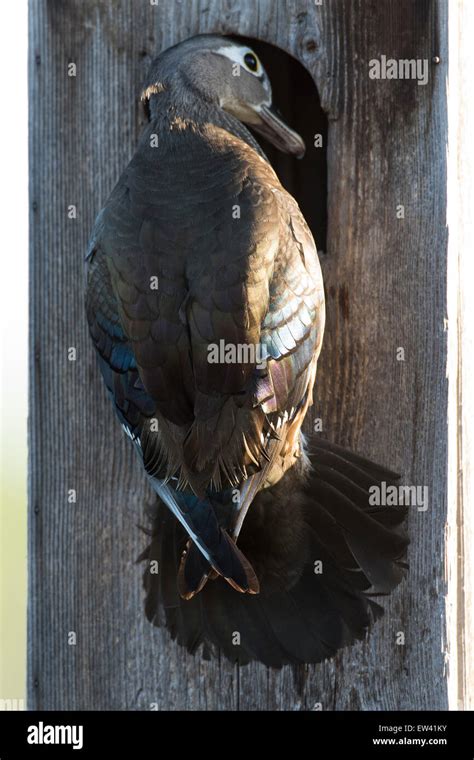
[{"xmin": 86, "ymin": 35, "xmax": 408, "ymax": 666}]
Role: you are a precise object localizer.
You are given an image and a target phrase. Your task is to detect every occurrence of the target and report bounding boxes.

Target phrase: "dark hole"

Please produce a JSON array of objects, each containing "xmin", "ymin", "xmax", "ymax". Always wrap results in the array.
[
  {"xmin": 142, "ymin": 97, "xmax": 151, "ymax": 123},
  {"xmin": 230, "ymin": 36, "xmax": 328, "ymax": 254}
]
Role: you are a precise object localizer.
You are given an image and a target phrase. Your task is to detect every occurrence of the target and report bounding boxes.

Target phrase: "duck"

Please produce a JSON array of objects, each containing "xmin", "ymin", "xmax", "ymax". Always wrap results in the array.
[{"xmin": 86, "ymin": 34, "xmax": 408, "ymax": 665}]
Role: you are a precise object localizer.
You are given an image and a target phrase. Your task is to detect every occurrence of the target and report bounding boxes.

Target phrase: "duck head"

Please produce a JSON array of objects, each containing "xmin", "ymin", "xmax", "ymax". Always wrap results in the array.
[{"xmin": 142, "ymin": 34, "xmax": 306, "ymax": 158}]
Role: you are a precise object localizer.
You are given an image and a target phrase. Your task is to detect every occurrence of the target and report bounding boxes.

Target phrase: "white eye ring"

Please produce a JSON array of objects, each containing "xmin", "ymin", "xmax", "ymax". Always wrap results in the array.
[
  {"xmin": 242, "ymin": 51, "xmax": 261, "ymax": 75},
  {"xmin": 215, "ymin": 45, "xmax": 262, "ymax": 77}
]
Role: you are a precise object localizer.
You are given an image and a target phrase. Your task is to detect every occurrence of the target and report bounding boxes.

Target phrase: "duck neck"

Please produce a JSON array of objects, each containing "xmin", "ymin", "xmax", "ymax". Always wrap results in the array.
[{"xmin": 147, "ymin": 91, "xmax": 269, "ymax": 161}]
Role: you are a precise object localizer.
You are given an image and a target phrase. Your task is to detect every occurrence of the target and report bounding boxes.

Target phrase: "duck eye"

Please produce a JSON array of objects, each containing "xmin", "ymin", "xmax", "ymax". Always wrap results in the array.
[{"xmin": 244, "ymin": 52, "xmax": 258, "ymax": 72}]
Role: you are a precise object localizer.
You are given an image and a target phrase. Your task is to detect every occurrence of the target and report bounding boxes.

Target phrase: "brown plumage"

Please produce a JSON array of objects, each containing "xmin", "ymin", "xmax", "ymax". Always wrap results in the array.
[{"xmin": 86, "ymin": 35, "xmax": 408, "ymax": 665}]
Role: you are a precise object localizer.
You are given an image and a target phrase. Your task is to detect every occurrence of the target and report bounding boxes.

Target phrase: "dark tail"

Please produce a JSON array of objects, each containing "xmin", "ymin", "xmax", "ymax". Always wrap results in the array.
[
  {"xmin": 140, "ymin": 437, "xmax": 408, "ymax": 667},
  {"xmin": 148, "ymin": 480, "xmax": 259, "ymax": 598},
  {"xmin": 177, "ymin": 532, "xmax": 260, "ymax": 599}
]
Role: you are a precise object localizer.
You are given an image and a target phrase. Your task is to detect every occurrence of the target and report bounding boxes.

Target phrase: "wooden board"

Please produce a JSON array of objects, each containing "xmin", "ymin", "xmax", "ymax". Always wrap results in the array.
[{"xmin": 28, "ymin": 0, "xmax": 449, "ymax": 710}]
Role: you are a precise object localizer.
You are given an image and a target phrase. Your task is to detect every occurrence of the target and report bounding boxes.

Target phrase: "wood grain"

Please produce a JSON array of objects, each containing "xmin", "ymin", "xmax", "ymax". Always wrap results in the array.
[
  {"xmin": 445, "ymin": 0, "xmax": 474, "ymax": 712},
  {"xmin": 28, "ymin": 0, "xmax": 449, "ymax": 710}
]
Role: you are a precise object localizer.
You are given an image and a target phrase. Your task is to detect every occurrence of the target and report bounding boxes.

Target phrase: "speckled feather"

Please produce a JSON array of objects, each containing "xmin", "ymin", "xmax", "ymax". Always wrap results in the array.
[
  {"xmin": 86, "ymin": 36, "xmax": 407, "ymax": 643},
  {"xmin": 86, "ymin": 98, "xmax": 324, "ymax": 496}
]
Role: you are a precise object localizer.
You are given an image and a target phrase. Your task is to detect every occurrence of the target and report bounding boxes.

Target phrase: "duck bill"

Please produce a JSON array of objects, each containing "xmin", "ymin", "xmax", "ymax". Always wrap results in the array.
[{"xmin": 252, "ymin": 104, "xmax": 306, "ymax": 159}]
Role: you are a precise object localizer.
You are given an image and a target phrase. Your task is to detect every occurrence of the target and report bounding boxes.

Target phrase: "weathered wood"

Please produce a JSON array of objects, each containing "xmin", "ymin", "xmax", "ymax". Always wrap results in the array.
[
  {"xmin": 29, "ymin": 0, "xmax": 449, "ymax": 710},
  {"xmin": 446, "ymin": 0, "xmax": 474, "ymax": 712}
]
